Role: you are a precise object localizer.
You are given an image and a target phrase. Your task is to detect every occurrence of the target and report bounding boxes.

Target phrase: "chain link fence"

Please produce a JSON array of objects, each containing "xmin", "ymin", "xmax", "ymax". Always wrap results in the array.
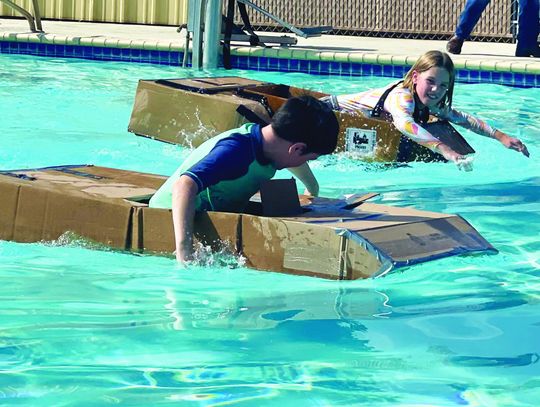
[
  {"xmin": 235, "ymin": 0, "xmax": 518, "ymax": 43},
  {"xmin": 1, "ymin": 0, "xmax": 523, "ymax": 43}
]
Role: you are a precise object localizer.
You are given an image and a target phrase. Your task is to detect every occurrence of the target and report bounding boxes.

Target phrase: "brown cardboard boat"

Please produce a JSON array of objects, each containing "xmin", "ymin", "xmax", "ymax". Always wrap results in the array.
[
  {"xmin": 0, "ymin": 165, "xmax": 496, "ymax": 279},
  {"xmin": 128, "ymin": 76, "xmax": 475, "ymax": 162},
  {"xmin": 128, "ymin": 76, "xmax": 272, "ymax": 148}
]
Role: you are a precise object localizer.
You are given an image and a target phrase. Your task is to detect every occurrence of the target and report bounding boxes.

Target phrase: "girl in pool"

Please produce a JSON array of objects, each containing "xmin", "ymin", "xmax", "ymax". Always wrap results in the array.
[{"xmin": 331, "ymin": 50, "xmax": 529, "ymax": 170}]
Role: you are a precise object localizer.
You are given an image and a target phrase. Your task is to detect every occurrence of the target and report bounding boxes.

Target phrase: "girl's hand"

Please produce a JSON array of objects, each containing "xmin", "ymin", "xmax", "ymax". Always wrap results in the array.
[
  {"xmin": 499, "ymin": 134, "xmax": 530, "ymax": 157},
  {"xmin": 455, "ymin": 156, "xmax": 474, "ymax": 172},
  {"xmin": 438, "ymin": 143, "xmax": 474, "ymax": 171}
]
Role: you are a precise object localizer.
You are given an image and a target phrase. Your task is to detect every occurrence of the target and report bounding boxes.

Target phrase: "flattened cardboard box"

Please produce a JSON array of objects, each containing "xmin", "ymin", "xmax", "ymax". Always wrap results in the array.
[
  {"xmin": 0, "ymin": 165, "xmax": 496, "ymax": 280},
  {"xmin": 128, "ymin": 77, "xmax": 474, "ymax": 162}
]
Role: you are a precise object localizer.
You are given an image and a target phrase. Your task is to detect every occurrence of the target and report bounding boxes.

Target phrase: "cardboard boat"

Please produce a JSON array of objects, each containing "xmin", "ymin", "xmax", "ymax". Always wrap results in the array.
[
  {"xmin": 128, "ymin": 76, "xmax": 272, "ymax": 149},
  {"xmin": 128, "ymin": 76, "xmax": 475, "ymax": 162},
  {"xmin": 0, "ymin": 165, "xmax": 496, "ymax": 280}
]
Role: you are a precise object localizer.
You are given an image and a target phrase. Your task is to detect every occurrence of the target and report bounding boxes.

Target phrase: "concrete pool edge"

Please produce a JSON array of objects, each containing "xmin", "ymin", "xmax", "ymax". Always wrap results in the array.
[{"xmin": 1, "ymin": 24, "xmax": 540, "ymax": 87}]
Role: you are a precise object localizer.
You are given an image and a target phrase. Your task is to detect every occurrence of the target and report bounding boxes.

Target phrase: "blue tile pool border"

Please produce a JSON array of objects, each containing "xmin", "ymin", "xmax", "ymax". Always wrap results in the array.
[{"xmin": 2, "ymin": 39, "xmax": 540, "ymax": 88}]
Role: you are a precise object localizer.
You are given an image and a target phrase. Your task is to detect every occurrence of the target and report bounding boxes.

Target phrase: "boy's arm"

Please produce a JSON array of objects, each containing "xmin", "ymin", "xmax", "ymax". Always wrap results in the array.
[
  {"xmin": 172, "ymin": 175, "xmax": 199, "ymax": 262},
  {"xmin": 170, "ymin": 136, "xmax": 257, "ymax": 263},
  {"xmin": 288, "ymin": 162, "xmax": 319, "ymax": 196}
]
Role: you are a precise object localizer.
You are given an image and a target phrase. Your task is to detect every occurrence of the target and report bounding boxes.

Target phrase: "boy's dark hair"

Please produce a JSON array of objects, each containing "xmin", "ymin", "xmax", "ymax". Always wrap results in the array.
[{"xmin": 271, "ymin": 95, "xmax": 339, "ymax": 155}]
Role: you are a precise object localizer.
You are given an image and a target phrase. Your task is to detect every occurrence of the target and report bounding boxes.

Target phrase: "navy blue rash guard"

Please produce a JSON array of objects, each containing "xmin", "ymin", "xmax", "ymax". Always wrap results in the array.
[{"xmin": 149, "ymin": 123, "xmax": 277, "ymax": 212}]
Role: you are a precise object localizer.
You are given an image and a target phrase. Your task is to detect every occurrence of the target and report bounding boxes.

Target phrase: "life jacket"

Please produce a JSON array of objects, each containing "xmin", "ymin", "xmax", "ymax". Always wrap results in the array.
[{"xmin": 371, "ymin": 81, "xmax": 445, "ymax": 162}]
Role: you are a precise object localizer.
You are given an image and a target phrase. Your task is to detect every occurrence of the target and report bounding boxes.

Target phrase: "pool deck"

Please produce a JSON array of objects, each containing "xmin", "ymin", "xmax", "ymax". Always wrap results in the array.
[{"xmin": 1, "ymin": 17, "xmax": 539, "ymax": 75}]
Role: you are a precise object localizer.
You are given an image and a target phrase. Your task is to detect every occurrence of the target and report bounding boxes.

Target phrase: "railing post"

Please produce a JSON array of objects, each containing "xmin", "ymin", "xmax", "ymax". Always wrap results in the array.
[
  {"xmin": 30, "ymin": 0, "xmax": 43, "ymax": 32},
  {"xmin": 0, "ymin": 0, "xmax": 38, "ymax": 32},
  {"xmin": 202, "ymin": 0, "xmax": 222, "ymax": 69},
  {"xmin": 188, "ymin": 0, "xmax": 206, "ymax": 69}
]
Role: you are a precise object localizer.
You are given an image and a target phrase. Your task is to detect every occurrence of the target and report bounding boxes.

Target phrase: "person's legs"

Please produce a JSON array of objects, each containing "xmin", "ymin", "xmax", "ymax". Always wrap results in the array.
[
  {"xmin": 455, "ymin": 0, "xmax": 492, "ymax": 39},
  {"xmin": 515, "ymin": 0, "xmax": 540, "ymax": 56},
  {"xmin": 447, "ymin": 0, "xmax": 491, "ymax": 54}
]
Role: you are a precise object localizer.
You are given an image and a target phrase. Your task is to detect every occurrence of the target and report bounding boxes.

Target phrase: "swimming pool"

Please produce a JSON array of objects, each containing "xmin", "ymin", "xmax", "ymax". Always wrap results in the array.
[{"xmin": 1, "ymin": 53, "xmax": 539, "ymax": 405}]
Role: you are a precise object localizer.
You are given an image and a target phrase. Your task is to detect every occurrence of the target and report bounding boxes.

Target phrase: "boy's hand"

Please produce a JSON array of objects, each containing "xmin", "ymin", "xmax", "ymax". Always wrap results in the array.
[
  {"xmin": 175, "ymin": 242, "xmax": 193, "ymax": 263},
  {"xmin": 500, "ymin": 134, "xmax": 530, "ymax": 157}
]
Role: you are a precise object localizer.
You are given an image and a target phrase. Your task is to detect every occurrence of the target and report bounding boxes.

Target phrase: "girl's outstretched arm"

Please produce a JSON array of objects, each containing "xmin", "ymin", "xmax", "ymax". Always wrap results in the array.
[
  {"xmin": 493, "ymin": 130, "xmax": 530, "ymax": 157},
  {"xmin": 387, "ymin": 90, "xmax": 472, "ymax": 170},
  {"xmin": 444, "ymin": 108, "xmax": 529, "ymax": 157}
]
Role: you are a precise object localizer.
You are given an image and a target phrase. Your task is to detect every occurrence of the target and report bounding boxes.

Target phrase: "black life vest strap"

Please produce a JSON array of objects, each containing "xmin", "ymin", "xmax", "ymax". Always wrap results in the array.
[
  {"xmin": 370, "ymin": 81, "xmax": 400, "ymax": 119},
  {"xmin": 236, "ymin": 89, "xmax": 274, "ymax": 118},
  {"xmin": 371, "ymin": 80, "xmax": 429, "ymax": 124},
  {"xmin": 236, "ymin": 104, "xmax": 270, "ymax": 126}
]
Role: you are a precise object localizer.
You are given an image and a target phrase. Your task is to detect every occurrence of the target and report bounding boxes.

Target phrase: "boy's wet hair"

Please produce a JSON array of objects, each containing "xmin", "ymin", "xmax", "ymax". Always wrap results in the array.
[
  {"xmin": 403, "ymin": 50, "xmax": 456, "ymax": 109},
  {"xmin": 271, "ymin": 95, "xmax": 339, "ymax": 155}
]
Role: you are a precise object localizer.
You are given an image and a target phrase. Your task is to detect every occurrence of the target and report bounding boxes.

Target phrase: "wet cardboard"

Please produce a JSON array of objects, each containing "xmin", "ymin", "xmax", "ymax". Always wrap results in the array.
[
  {"xmin": 128, "ymin": 76, "xmax": 474, "ymax": 162},
  {"xmin": 240, "ymin": 84, "xmax": 475, "ymax": 161},
  {"xmin": 259, "ymin": 178, "xmax": 302, "ymax": 217},
  {"xmin": 128, "ymin": 77, "xmax": 271, "ymax": 146},
  {"xmin": 0, "ymin": 165, "xmax": 496, "ymax": 280},
  {"xmin": 237, "ymin": 84, "xmax": 401, "ymax": 160}
]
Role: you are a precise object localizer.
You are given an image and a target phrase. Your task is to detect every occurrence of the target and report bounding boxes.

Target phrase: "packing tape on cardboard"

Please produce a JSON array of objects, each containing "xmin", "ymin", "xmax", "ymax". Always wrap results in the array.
[{"xmin": 336, "ymin": 229, "xmax": 394, "ymax": 278}]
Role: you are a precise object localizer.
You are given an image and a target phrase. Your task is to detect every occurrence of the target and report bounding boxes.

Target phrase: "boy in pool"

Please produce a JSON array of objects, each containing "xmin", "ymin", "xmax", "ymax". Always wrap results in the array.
[
  {"xmin": 329, "ymin": 50, "xmax": 529, "ymax": 170},
  {"xmin": 149, "ymin": 95, "xmax": 339, "ymax": 263}
]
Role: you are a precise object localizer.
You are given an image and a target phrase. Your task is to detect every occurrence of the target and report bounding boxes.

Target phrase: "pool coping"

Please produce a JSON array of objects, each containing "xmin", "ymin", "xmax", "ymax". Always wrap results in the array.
[{"xmin": 2, "ymin": 29, "xmax": 540, "ymax": 87}]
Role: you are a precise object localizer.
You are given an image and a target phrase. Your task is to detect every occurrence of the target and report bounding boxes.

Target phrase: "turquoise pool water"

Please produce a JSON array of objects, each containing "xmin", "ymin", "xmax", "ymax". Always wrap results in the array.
[{"xmin": 1, "ymin": 54, "xmax": 539, "ymax": 406}]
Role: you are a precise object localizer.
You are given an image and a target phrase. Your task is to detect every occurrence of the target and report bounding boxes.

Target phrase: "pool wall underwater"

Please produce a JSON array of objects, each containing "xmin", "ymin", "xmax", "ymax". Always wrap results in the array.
[{"xmin": 1, "ymin": 33, "xmax": 540, "ymax": 87}]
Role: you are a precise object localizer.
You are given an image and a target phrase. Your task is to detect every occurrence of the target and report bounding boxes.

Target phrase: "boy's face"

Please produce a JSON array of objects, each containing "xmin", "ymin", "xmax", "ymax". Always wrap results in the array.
[{"xmin": 275, "ymin": 142, "xmax": 320, "ymax": 169}]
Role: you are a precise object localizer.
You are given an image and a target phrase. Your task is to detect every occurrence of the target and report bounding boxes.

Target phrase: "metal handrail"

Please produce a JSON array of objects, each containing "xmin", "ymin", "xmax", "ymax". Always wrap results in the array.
[
  {"xmin": 0, "ymin": 0, "xmax": 43, "ymax": 33},
  {"xmin": 236, "ymin": 0, "xmax": 331, "ymax": 39}
]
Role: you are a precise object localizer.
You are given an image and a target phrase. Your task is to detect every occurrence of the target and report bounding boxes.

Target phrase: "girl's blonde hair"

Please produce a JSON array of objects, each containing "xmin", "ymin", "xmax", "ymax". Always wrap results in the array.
[{"xmin": 403, "ymin": 50, "xmax": 455, "ymax": 109}]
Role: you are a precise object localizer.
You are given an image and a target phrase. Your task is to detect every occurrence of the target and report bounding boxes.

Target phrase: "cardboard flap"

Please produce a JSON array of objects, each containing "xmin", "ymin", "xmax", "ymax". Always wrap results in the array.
[
  {"xmin": 425, "ymin": 121, "xmax": 475, "ymax": 155},
  {"xmin": 239, "ymin": 85, "xmax": 327, "ymax": 113},
  {"xmin": 260, "ymin": 179, "xmax": 302, "ymax": 217},
  {"xmin": 284, "ymin": 200, "xmax": 447, "ymax": 227},
  {"xmin": 241, "ymin": 84, "xmax": 327, "ymax": 100},
  {"xmin": 342, "ymin": 192, "xmax": 380, "ymax": 209},
  {"xmin": 129, "ymin": 79, "xmax": 272, "ymax": 146}
]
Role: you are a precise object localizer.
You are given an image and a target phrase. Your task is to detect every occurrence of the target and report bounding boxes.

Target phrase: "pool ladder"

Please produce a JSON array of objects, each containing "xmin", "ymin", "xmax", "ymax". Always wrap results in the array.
[
  {"xmin": 184, "ymin": 0, "xmax": 332, "ymax": 69},
  {"xmin": 0, "ymin": 0, "xmax": 43, "ymax": 33}
]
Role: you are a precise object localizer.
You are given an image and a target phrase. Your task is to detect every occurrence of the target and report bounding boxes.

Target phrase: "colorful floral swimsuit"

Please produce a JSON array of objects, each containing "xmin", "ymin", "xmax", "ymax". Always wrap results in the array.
[{"xmin": 336, "ymin": 82, "xmax": 497, "ymax": 152}]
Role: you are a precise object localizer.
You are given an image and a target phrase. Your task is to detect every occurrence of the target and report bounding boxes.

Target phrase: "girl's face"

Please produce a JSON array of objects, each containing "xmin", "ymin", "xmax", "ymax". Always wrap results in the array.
[{"xmin": 412, "ymin": 66, "xmax": 450, "ymax": 108}]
